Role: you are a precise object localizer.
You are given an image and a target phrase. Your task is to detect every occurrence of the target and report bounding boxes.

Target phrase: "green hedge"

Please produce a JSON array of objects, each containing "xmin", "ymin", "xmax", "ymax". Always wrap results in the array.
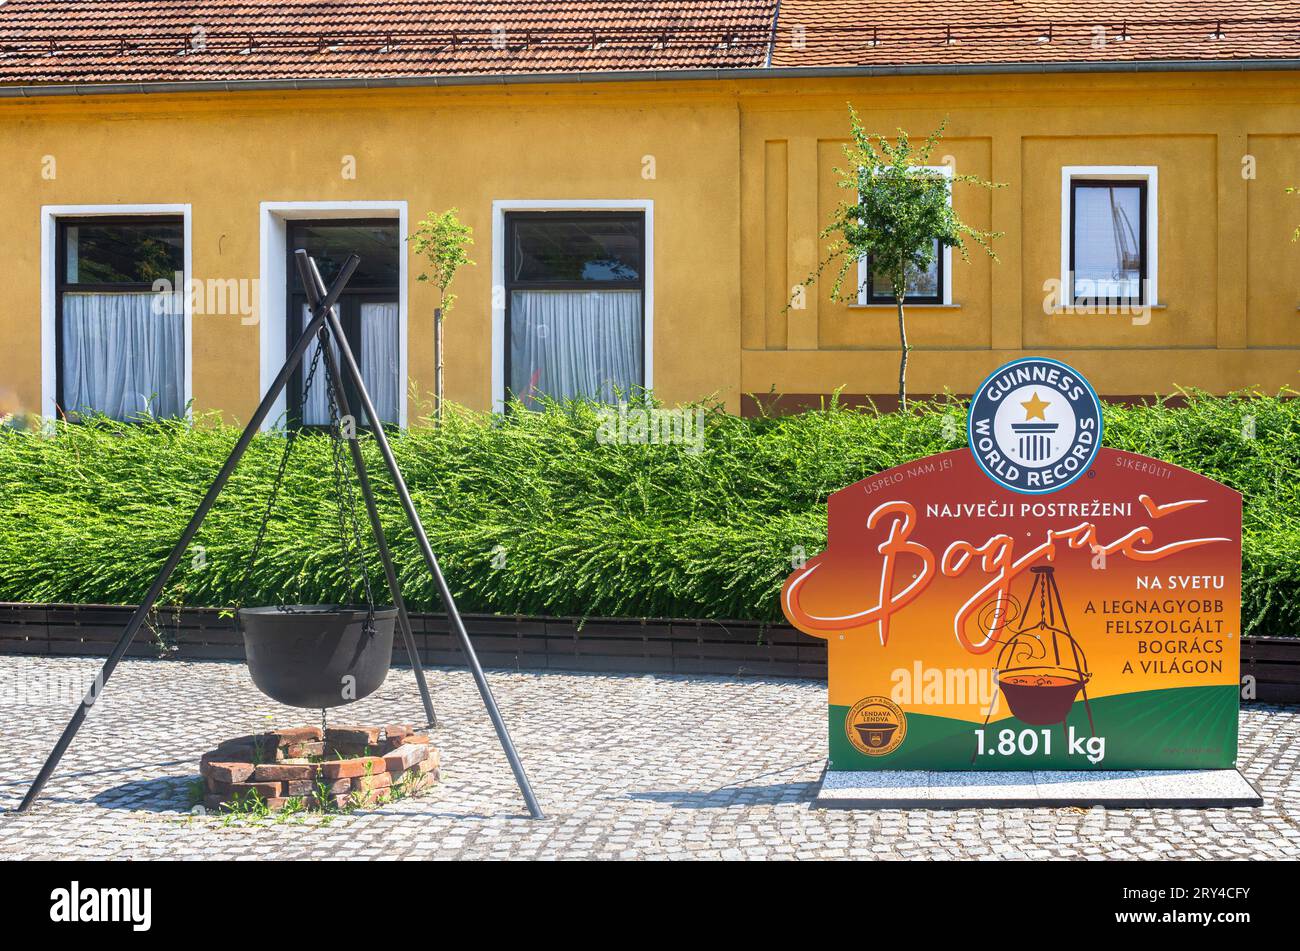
[{"xmin": 0, "ymin": 392, "xmax": 1296, "ymax": 636}]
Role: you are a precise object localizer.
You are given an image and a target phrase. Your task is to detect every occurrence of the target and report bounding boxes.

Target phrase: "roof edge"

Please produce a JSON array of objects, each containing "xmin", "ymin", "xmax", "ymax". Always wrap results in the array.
[{"xmin": 3, "ymin": 58, "xmax": 1300, "ymax": 99}]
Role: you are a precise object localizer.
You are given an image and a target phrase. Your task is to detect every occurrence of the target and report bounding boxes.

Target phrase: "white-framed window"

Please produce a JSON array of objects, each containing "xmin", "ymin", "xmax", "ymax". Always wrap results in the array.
[
  {"xmin": 41, "ymin": 204, "xmax": 193, "ymax": 421},
  {"xmin": 258, "ymin": 202, "xmax": 408, "ymax": 430},
  {"xmin": 491, "ymin": 200, "xmax": 653, "ymax": 412},
  {"xmin": 856, "ymin": 164, "xmax": 953, "ymax": 306},
  {"xmin": 1061, "ymin": 166, "xmax": 1158, "ymax": 306}
]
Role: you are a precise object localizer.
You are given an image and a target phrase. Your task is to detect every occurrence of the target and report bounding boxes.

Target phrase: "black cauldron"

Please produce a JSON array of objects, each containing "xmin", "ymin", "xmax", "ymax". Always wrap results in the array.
[{"xmin": 239, "ymin": 605, "xmax": 396, "ymax": 708}]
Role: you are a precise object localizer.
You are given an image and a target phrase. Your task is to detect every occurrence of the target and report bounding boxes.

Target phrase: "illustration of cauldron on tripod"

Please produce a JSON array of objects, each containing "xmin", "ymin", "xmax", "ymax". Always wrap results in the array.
[{"xmin": 974, "ymin": 565, "xmax": 1096, "ymax": 759}]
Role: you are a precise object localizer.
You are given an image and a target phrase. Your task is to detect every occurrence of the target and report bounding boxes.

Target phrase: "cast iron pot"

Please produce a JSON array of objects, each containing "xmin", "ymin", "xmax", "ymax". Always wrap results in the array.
[{"xmin": 238, "ymin": 604, "xmax": 397, "ymax": 708}]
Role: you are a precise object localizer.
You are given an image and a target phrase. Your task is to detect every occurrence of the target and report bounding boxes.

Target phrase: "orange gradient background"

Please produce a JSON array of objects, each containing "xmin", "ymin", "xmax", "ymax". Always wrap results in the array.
[{"xmin": 782, "ymin": 448, "xmax": 1242, "ymax": 721}]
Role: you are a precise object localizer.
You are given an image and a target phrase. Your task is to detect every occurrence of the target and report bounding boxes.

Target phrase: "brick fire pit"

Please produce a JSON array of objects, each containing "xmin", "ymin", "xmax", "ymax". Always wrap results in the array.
[{"xmin": 199, "ymin": 725, "xmax": 440, "ymax": 813}]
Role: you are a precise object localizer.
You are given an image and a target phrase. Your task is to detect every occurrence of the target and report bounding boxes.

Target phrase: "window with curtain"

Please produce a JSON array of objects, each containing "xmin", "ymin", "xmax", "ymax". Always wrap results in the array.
[
  {"xmin": 505, "ymin": 212, "xmax": 644, "ymax": 407},
  {"xmin": 1070, "ymin": 180, "xmax": 1147, "ymax": 304},
  {"xmin": 287, "ymin": 220, "xmax": 400, "ymax": 427},
  {"xmin": 56, "ymin": 217, "xmax": 185, "ymax": 421}
]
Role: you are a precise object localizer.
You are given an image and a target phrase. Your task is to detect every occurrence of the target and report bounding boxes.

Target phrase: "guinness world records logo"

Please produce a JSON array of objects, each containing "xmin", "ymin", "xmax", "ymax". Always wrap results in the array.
[{"xmin": 967, "ymin": 357, "xmax": 1103, "ymax": 495}]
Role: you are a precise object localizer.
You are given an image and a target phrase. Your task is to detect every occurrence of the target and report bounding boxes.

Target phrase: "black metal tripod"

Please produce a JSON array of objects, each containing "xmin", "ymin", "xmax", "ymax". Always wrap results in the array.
[{"xmin": 17, "ymin": 250, "xmax": 544, "ymax": 819}]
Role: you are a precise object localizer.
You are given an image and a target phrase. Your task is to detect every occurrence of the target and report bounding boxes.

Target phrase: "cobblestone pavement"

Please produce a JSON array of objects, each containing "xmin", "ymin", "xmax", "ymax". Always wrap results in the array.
[{"xmin": 0, "ymin": 655, "xmax": 1297, "ymax": 860}]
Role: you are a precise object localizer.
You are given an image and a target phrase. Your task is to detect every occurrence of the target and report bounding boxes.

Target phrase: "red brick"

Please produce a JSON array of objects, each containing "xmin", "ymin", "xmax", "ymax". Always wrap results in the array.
[
  {"xmin": 206, "ymin": 778, "xmax": 282, "ymax": 799},
  {"xmin": 403, "ymin": 734, "xmax": 431, "ymax": 746},
  {"xmin": 284, "ymin": 741, "xmax": 325, "ymax": 758},
  {"xmin": 395, "ymin": 767, "xmax": 434, "ymax": 794},
  {"xmin": 206, "ymin": 742, "xmax": 255, "ymax": 762},
  {"xmin": 326, "ymin": 726, "xmax": 380, "ymax": 747},
  {"xmin": 319, "ymin": 756, "xmax": 386, "ymax": 780},
  {"xmin": 307, "ymin": 793, "xmax": 352, "ymax": 811},
  {"xmin": 351, "ymin": 783, "xmax": 395, "ymax": 807},
  {"xmin": 273, "ymin": 726, "xmax": 323, "ymax": 744},
  {"xmin": 283, "ymin": 779, "xmax": 317, "ymax": 797},
  {"xmin": 199, "ymin": 759, "xmax": 254, "ymax": 784},
  {"xmin": 394, "ymin": 766, "xmax": 430, "ymax": 793},
  {"xmin": 383, "ymin": 743, "xmax": 429, "ymax": 772},
  {"xmin": 251, "ymin": 762, "xmax": 318, "ymax": 782},
  {"xmin": 384, "ymin": 724, "xmax": 413, "ymax": 742},
  {"xmin": 417, "ymin": 749, "xmax": 441, "ymax": 773},
  {"xmin": 352, "ymin": 770, "xmax": 392, "ymax": 793},
  {"xmin": 222, "ymin": 733, "xmax": 284, "ymax": 761}
]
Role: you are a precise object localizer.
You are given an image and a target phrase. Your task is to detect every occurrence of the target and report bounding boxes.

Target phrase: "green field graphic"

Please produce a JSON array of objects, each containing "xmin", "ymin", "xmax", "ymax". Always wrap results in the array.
[{"xmin": 829, "ymin": 685, "xmax": 1239, "ymax": 771}]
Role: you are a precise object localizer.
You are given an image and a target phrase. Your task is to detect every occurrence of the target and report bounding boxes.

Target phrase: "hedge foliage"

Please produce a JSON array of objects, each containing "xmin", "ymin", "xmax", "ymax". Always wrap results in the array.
[{"xmin": 0, "ymin": 392, "xmax": 1296, "ymax": 635}]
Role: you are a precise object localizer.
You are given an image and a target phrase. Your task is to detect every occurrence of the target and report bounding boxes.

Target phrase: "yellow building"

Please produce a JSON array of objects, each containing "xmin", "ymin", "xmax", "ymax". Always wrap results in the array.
[{"xmin": 0, "ymin": 2, "xmax": 1297, "ymax": 424}]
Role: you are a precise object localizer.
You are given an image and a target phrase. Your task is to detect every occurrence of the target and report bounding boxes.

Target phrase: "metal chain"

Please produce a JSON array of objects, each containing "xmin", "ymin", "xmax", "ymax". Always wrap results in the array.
[
  {"xmin": 233, "ymin": 339, "xmax": 326, "ymax": 612},
  {"xmin": 321, "ymin": 330, "xmax": 378, "ymax": 633}
]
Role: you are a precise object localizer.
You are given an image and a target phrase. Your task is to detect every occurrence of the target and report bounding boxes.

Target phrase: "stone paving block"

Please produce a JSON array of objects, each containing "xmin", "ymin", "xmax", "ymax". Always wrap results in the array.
[{"xmin": 0, "ymin": 656, "xmax": 1294, "ymax": 860}]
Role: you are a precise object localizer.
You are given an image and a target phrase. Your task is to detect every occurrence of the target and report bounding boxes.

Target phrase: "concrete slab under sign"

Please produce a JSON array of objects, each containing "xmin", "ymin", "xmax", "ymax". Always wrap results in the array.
[{"xmin": 814, "ymin": 767, "xmax": 1263, "ymax": 809}]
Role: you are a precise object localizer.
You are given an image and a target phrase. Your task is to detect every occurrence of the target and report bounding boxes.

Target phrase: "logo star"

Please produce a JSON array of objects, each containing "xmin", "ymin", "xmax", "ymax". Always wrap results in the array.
[{"xmin": 1020, "ymin": 391, "xmax": 1051, "ymax": 420}]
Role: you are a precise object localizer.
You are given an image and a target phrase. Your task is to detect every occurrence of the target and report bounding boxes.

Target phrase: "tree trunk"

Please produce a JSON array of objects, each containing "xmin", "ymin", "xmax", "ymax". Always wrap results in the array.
[
  {"xmin": 895, "ymin": 294, "xmax": 909, "ymax": 412},
  {"xmin": 434, "ymin": 307, "xmax": 444, "ymax": 423}
]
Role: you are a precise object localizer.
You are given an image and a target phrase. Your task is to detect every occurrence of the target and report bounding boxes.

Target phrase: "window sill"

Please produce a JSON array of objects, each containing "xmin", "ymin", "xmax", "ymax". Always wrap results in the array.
[
  {"xmin": 1050, "ymin": 303, "xmax": 1168, "ymax": 314},
  {"xmin": 848, "ymin": 303, "xmax": 961, "ymax": 310}
]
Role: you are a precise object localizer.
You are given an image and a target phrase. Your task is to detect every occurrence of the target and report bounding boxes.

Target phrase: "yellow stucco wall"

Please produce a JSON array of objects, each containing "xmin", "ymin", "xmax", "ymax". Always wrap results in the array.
[
  {"xmin": 0, "ymin": 70, "xmax": 1296, "ymax": 423},
  {"xmin": 739, "ymin": 71, "xmax": 1300, "ymax": 401}
]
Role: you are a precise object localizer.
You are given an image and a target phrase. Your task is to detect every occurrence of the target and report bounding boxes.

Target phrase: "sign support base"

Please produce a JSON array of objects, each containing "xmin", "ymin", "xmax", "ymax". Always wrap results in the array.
[{"xmin": 813, "ymin": 765, "xmax": 1263, "ymax": 809}]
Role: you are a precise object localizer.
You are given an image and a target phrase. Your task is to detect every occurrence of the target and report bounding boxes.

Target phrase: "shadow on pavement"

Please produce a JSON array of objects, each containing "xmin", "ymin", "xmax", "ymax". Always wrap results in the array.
[{"xmin": 625, "ymin": 781, "xmax": 815, "ymax": 808}]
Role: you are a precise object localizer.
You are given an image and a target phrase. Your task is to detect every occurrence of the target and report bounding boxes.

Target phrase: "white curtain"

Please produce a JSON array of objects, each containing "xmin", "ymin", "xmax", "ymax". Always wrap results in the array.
[
  {"xmin": 509, "ymin": 290, "xmax": 641, "ymax": 404},
  {"xmin": 300, "ymin": 304, "xmax": 337, "ymax": 427},
  {"xmin": 1074, "ymin": 186, "xmax": 1143, "ymax": 299},
  {"xmin": 61, "ymin": 291, "xmax": 184, "ymax": 420},
  {"xmin": 301, "ymin": 302, "xmax": 399, "ymax": 426},
  {"xmin": 360, "ymin": 301, "xmax": 399, "ymax": 425}
]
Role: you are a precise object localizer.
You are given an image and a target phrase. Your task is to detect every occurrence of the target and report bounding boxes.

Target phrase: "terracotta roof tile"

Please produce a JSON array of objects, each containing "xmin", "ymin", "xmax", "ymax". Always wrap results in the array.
[
  {"xmin": 1, "ymin": 0, "xmax": 1297, "ymax": 87},
  {"xmin": 771, "ymin": 1, "xmax": 1300, "ymax": 67},
  {"xmin": 0, "ymin": 1, "xmax": 779, "ymax": 83}
]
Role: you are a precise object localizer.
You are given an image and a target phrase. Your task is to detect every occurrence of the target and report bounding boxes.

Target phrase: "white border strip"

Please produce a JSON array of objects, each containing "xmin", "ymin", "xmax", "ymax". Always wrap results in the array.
[
  {"xmin": 258, "ymin": 201, "xmax": 408, "ymax": 429},
  {"xmin": 40, "ymin": 203, "xmax": 192, "ymax": 420},
  {"xmin": 490, "ymin": 199, "xmax": 654, "ymax": 413}
]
